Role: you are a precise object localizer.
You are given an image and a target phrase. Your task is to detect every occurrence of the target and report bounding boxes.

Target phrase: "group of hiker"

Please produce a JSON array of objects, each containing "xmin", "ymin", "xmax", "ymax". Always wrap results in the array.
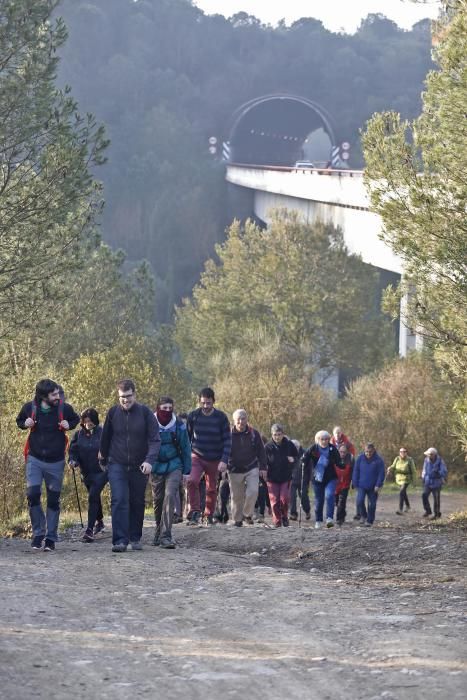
[{"xmin": 16, "ymin": 378, "xmax": 449, "ymax": 553}]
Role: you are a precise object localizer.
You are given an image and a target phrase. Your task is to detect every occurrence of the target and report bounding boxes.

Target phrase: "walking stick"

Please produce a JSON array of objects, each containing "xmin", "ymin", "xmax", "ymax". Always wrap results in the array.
[
  {"xmin": 71, "ymin": 467, "xmax": 84, "ymax": 528},
  {"xmin": 298, "ymin": 455, "xmax": 305, "ymax": 528}
]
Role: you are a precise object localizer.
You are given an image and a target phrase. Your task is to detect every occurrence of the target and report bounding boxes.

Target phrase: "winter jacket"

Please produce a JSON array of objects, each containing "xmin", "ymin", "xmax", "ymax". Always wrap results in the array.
[
  {"xmin": 353, "ymin": 451, "xmax": 385, "ymax": 490},
  {"xmin": 16, "ymin": 400, "xmax": 80, "ymax": 463},
  {"xmin": 265, "ymin": 437, "xmax": 298, "ymax": 483},
  {"xmin": 186, "ymin": 408, "xmax": 231, "ymax": 463},
  {"xmin": 335, "ymin": 453, "xmax": 354, "ymax": 495},
  {"xmin": 69, "ymin": 426, "xmax": 103, "ymax": 476},
  {"xmin": 388, "ymin": 456, "xmax": 416, "ymax": 486},
  {"xmin": 100, "ymin": 403, "xmax": 160, "ymax": 468},
  {"xmin": 151, "ymin": 415, "xmax": 191, "ymax": 476},
  {"xmin": 303, "ymin": 443, "xmax": 341, "ymax": 486},
  {"xmin": 330, "ymin": 432, "xmax": 356, "ymax": 456},
  {"xmin": 228, "ymin": 426, "xmax": 266, "ymax": 474},
  {"xmin": 421, "ymin": 456, "xmax": 447, "ymax": 489}
]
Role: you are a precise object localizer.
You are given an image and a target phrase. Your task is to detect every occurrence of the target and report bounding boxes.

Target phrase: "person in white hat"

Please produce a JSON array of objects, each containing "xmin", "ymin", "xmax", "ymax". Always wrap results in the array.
[{"xmin": 421, "ymin": 447, "xmax": 448, "ymax": 519}]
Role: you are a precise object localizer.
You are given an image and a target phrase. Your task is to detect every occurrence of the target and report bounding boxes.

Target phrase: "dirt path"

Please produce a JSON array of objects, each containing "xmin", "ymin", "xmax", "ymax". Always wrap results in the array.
[{"xmin": 1, "ymin": 493, "xmax": 466, "ymax": 699}]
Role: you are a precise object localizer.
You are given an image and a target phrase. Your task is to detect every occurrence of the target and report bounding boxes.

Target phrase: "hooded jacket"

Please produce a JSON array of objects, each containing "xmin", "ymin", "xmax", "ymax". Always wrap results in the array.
[{"xmin": 151, "ymin": 414, "xmax": 191, "ymax": 476}]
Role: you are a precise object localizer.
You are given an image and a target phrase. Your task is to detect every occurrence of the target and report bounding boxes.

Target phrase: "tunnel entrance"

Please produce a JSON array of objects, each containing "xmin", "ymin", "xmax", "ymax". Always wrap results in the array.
[{"xmin": 228, "ymin": 94, "xmax": 336, "ymax": 167}]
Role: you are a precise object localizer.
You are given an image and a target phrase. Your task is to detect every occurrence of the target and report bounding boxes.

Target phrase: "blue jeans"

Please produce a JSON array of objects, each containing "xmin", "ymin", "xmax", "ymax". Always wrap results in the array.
[
  {"xmin": 108, "ymin": 463, "xmax": 148, "ymax": 545},
  {"xmin": 26, "ymin": 455, "xmax": 65, "ymax": 542},
  {"xmin": 357, "ymin": 488, "xmax": 378, "ymax": 524},
  {"xmin": 313, "ymin": 479, "xmax": 337, "ymax": 522}
]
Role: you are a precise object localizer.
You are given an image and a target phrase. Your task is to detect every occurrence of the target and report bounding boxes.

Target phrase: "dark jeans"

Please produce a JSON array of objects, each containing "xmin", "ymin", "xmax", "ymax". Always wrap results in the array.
[
  {"xmin": 357, "ymin": 487, "xmax": 378, "ymax": 524},
  {"xmin": 83, "ymin": 471, "xmax": 109, "ymax": 530},
  {"xmin": 335, "ymin": 488, "xmax": 349, "ymax": 523},
  {"xmin": 422, "ymin": 486, "xmax": 441, "ymax": 517},
  {"xmin": 290, "ymin": 470, "xmax": 311, "ymax": 516},
  {"xmin": 256, "ymin": 477, "xmax": 270, "ymax": 516},
  {"xmin": 313, "ymin": 479, "xmax": 337, "ymax": 522},
  {"xmin": 108, "ymin": 463, "xmax": 148, "ymax": 545},
  {"xmin": 399, "ymin": 483, "xmax": 410, "ymax": 511}
]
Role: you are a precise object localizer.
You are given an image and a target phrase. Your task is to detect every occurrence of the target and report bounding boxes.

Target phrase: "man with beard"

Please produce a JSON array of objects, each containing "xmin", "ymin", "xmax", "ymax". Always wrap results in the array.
[{"xmin": 16, "ymin": 378, "xmax": 80, "ymax": 551}]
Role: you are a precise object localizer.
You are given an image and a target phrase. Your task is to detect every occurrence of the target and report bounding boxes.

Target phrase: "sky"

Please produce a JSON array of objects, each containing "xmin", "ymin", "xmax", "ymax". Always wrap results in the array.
[{"xmin": 194, "ymin": 0, "xmax": 441, "ymax": 33}]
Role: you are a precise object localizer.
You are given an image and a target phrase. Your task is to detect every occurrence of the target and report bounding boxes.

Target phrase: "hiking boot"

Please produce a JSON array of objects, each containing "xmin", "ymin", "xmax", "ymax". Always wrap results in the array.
[
  {"xmin": 353, "ymin": 514, "xmax": 361, "ymax": 521},
  {"xmin": 173, "ymin": 515, "xmax": 184, "ymax": 524},
  {"xmin": 81, "ymin": 529, "xmax": 94, "ymax": 543},
  {"xmin": 205, "ymin": 514, "xmax": 215, "ymax": 525},
  {"xmin": 364, "ymin": 521, "xmax": 372, "ymax": 527},
  {"xmin": 314, "ymin": 521, "xmax": 322, "ymax": 530},
  {"xmin": 234, "ymin": 520, "xmax": 243, "ymax": 527},
  {"xmin": 129, "ymin": 541, "xmax": 143, "ymax": 551},
  {"xmin": 93, "ymin": 520, "xmax": 105, "ymax": 536},
  {"xmin": 305, "ymin": 512, "xmax": 311, "ymax": 520},
  {"xmin": 423, "ymin": 512, "xmax": 431, "ymax": 518},
  {"xmin": 187, "ymin": 511, "xmax": 200, "ymax": 526},
  {"xmin": 43, "ymin": 539, "xmax": 55, "ymax": 552},
  {"xmin": 31, "ymin": 536, "xmax": 43, "ymax": 550},
  {"xmin": 404, "ymin": 506, "xmax": 411, "ymax": 513},
  {"xmin": 160, "ymin": 537, "xmax": 175, "ymax": 549},
  {"xmin": 112, "ymin": 543, "xmax": 127, "ymax": 553},
  {"xmin": 431, "ymin": 513, "xmax": 441, "ymax": 520},
  {"xmin": 244, "ymin": 516, "xmax": 254, "ymax": 525},
  {"xmin": 289, "ymin": 513, "xmax": 298, "ymax": 521},
  {"xmin": 396, "ymin": 510, "xmax": 404, "ymax": 515},
  {"xmin": 326, "ymin": 518, "xmax": 334, "ymax": 528},
  {"xmin": 282, "ymin": 517, "xmax": 289, "ymax": 527},
  {"xmin": 256, "ymin": 515, "xmax": 264, "ymax": 524},
  {"xmin": 222, "ymin": 514, "xmax": 229, "ymax": 524},
  {"xmin": 152, "ymin": 530, "xmax": 161, "ymax": 546}
]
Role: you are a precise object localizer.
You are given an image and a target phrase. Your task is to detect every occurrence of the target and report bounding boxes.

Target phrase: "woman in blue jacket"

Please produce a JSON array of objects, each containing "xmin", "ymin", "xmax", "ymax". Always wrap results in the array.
[
  {"xmin": 302, "ymin": 430, "xmax": 341, "ymax": 529},
  {"xmin": 151, "ymin": 396, "xmax": 191, "ymax": 548},
  {"xmin": 421, "ymin": 447, "xmax": 447, "ymax": 519}
]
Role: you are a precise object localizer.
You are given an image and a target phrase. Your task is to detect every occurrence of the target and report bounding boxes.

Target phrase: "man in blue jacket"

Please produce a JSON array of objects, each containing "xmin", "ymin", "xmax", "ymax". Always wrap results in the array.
[
  {"xmin": 100, "ymin": 379, "xmax": 160, "ymax": 552},
  {"xmin": 151, "ymin": 396, "xmax": 191, "ymax": 548},
  {"xmin": 352, "ymin": 442, "xmax": 385, "ymax": 527}
]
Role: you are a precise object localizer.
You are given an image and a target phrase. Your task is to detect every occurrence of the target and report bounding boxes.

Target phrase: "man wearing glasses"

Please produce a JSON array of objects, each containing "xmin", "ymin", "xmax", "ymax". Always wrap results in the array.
[
  {"xmin": 100, "ymin": 379, "xmax": 160, "ymax": 552},
  {"xmin": 186, "ymin": 387, "xmax": 231, "ymax": 525}
]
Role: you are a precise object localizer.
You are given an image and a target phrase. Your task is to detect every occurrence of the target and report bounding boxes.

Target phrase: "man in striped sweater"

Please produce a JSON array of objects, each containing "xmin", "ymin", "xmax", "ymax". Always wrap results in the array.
[{"xmin": 186, "ymin": 388, "xmax": 231, "ymax": 525}]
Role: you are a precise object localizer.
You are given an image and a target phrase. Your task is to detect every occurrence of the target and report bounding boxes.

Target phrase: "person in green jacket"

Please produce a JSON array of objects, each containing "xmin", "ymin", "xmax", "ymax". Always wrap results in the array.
[
  {"xmin": 150, "ymin": 396, "xmax": 191, "ymax": 548},
  {"xmin": 387, "ymin": 447, "xmax": 416, "ymax": 515}
]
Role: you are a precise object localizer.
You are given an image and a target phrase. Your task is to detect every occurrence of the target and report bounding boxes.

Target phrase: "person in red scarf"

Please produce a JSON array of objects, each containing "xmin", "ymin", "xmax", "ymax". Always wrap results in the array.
[{"xmin": 150, "ymin": 396, "xmax": 191, "ymax": 548}]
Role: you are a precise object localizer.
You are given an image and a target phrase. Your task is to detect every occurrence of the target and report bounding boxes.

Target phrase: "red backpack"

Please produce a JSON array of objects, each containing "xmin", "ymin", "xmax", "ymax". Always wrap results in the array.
[{"xmin": 23, "ymin": 399, "xmax": 69, "ymax": 461}]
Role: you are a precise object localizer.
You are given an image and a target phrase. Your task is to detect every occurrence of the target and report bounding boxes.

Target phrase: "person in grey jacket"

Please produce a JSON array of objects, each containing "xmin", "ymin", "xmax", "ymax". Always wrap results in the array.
[{"xmin": 100, "ymin": 379, "xmax": 160, "ymax": 552}]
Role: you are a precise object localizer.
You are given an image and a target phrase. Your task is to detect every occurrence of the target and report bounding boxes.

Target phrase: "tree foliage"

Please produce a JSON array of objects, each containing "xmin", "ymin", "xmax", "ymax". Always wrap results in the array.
[
  {"xmin": 340, "ymin": 353, "xmax": 463, "ymax": 478},
  {"xmin": 175, "ymin": 212, "xmax": 395, "ymax": 383},
  {"xmin": 0, "ymin": 0, "xmax": 155, "ymax": 370},
  {"xmin": 56, "ymin": 0, "xmax": 434, "ymax": 318},
  {"xmin": 362, "ymin": 2, "xmax": 467, "ymax": 452}
]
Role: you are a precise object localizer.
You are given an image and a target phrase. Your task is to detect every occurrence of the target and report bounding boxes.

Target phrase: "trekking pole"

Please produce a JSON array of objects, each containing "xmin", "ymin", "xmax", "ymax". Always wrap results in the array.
[
  {"xmin": 71, "ymin": 467, "xmax": 84, "ymax": 528},
  {"xmin": 298, "ymin": 456, "xmax": 305, "ymax": 528}
]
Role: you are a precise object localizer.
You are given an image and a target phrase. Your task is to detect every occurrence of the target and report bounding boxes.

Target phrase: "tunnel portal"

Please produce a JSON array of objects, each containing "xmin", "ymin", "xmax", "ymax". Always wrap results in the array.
[{"xmin": 228, "ymin": 94, "xmax": 336, "ymax": 167}]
